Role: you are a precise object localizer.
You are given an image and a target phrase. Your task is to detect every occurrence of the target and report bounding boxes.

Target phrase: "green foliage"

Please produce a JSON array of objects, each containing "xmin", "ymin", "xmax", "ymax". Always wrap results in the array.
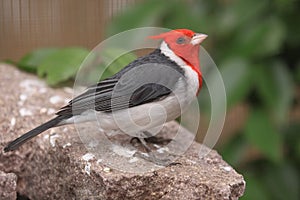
[
  {"xmin": 220, "ymin": 58, "xmax": 252, "ymax": 107},
  {"xmin": 37, "ymin": 48, "xmax": 89, "ymax": 86},
  {"xmin": 99, "ymin": 48, "xmax": 137, "ymax": 80},
  {"xmin": 242, "ymin": 162, "xmax": 300, "ymax": 200},
  {"xmin": 297, "ymin": 62, "xmax": 300, "ymax": 83},
  {"xmin": 106, "ymin": 0, "xmax": 300, "ymax": 199},
  {"xmin": 17, "ymin": 47, "xmax": 89, "ymax": 86},
  {"xmin": 255, "ymin": 61, "xmax": 293, "ymax": 124},
  {"xmin": 15, "ymin": 47, "xmax": 137, "ymax": 86},
  {"xmin": 18, "ymin": 48, "xmax": 59, "ymax": 73},
  {"xmin": 245, "ymin": 109, "xmax": 282, "ymax": 162},
  {"xmin": 243, "ymin": 173, "xmax": 269, "ymax": 200}
]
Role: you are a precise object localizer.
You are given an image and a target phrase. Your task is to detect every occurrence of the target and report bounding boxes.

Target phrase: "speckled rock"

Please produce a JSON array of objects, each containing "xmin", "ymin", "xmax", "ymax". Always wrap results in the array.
[
  {"xmin": 0, "ymin": 64, "xmax": 245, "ymax": 199},
  {"xmin": 0, "ymin": 170, "xmax": 17, "ymax": 200}
]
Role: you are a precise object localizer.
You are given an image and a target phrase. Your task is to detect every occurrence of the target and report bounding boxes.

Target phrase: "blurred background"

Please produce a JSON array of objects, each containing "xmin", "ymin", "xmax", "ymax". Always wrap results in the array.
[{"xmin": 0, "ymin": 0, "xmax": 299, "ymax": 199}]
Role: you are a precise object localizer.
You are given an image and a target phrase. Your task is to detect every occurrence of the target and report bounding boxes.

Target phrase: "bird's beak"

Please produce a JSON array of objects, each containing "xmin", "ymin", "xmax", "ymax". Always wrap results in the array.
[{"xmin": 191, "ymin": 33, "xmax": 207, "ymax": 45}]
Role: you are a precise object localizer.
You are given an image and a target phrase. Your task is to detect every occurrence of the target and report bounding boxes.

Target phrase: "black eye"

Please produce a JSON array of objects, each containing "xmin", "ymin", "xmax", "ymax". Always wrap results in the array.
[{"xmin": 176, "ymin": 37, "xmax": 185, "ymax": 44}]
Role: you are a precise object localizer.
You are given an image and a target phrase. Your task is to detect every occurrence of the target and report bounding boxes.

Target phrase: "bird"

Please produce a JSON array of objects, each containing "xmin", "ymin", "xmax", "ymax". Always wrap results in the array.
[{"xmin": 4, "ymin": 29, "xmax": 207, "ymax": 153}]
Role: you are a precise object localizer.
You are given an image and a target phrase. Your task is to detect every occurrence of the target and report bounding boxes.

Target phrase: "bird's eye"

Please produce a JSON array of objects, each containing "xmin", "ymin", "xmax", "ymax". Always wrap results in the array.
[{"xmin": 176, "ymin": 37, "xmax": 186, "ymax": 44}]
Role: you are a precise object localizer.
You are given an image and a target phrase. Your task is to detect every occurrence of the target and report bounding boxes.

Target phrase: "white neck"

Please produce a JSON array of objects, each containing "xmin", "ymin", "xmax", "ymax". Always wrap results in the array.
[
  {"xmin": 159, "ymin": 41, "xmax": 200, "ymax": 97},
  {"xmin": 159, "ymin": 41, "xmax": 187, "ymax": 67}
]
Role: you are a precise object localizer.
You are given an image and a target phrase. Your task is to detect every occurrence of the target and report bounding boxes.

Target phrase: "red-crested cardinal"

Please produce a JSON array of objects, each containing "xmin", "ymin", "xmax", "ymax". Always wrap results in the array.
[{"xmin": 4, "ymin": 29, "xmax": 207, "ymax": 152}]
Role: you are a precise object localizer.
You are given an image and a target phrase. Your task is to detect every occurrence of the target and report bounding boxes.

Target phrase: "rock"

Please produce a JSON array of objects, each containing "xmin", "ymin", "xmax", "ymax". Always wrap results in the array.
[
  {"xmin": 0, "ymin": 64, "xmax": 245, "ymax": 199},
  {"xmin": 0, "ymin": 170, "xmax": 17, "ymax": 200}
]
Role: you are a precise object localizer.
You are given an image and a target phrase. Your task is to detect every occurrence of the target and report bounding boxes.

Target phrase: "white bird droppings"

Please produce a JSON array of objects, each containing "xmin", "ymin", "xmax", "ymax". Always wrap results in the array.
[
  {"xmin": 40, "ymin": 108, "xmax": 47, "ymax": 114},
  {"xmin": 111, "ymin": 144, "xmax": 136, "ymax": 158},
  {"xmin": 43, "ymin": 134, "xmax": 49, "ymax": 140},
  {"xmin": 222, "ymin": 166, "xmax": 232, "ymax": 172},
  {"xmin": 84, "ymin": 163, "xmax": 91, "ymax": 176},
  {"xmin": 88, "ymin": 140, "xmax": 99, "ymax": 148},
  {"xmin": 96, "ymin": 159, "xmax": 103, "ymax": 164},
  {"xmin": 103, "ymin": 167, "xmax": 111, "ymax": 173},
  {"xmin": 82, "ymin": 153, "xmax": 95, "ymax": 162},
  {"xmin": 129, "ymin": 157, "xmax": 139, "ymax": 163},
  {"xmin": 49, "ymin": 95, "xmax": 63, "ymax": 104},
  {"xmin": 156, "ymin": 147, "xmax": 169, "ymax": 154},
  {"xmin": 39, "ymin": 88, "xmax": 47, "ymax": 94},
  {"xmin": 47, "ymin": 108, "xmax": 56, "ymax": 115},
  {"xmin": 49, "ymin": 134, "xmax": 60, "ymax": 147},
  {"xmin": 10, "ymin": 117, "xmax": 16, "ymax": 127},
  {"xmin": 82, "ymin": 153, "xmax": 95, "ymax": 176},
  {"xmin": 19, "ymin": 94, "xmax": 27, "ymax": 101},
  {"xmin": 62, "ymin": 143, "xmax": 71, "ymax": 148},
  {"xmin": 63, "ymin": 87, "xmax": 73, "ymax": 94},
  {"xmin": 19, "ymin": 108, "xmax": 33, "ymax": 116}
]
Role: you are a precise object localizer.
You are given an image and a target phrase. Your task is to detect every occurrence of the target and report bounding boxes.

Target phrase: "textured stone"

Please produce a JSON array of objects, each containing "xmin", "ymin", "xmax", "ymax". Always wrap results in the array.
[
  {"xmin": 0, "ymin": 170, "xmax": 17, "ymax": 200},
  {"xmin": 0, "ymin": 64, "xmax": 245, "ymax": 199}
]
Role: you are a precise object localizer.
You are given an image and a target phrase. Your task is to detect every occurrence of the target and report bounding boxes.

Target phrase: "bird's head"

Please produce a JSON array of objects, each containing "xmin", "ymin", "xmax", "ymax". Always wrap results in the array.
[
  {"xmin": 150, "ymin": 29, "xmax": 207, "ymax": 88},
  {"xmin": 150, "ymin": 29, "xmax": 207, "ymax": 69}
]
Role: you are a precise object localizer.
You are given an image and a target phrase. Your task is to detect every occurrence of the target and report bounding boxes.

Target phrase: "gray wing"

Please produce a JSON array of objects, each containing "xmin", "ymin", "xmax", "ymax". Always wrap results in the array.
[{"xmin": 57, "ymin": 64, "xmax": 184, "ymax": 117}]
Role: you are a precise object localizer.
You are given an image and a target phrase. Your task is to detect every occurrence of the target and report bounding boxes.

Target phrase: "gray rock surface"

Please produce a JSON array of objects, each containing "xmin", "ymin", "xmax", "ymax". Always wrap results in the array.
[
  {"xmin": 0, "ymin": 64, "xmax": 245, "ymax": 199},
  {"xmin": 0, "ymin": 170, "xmax": 17, "ymax": 200}
]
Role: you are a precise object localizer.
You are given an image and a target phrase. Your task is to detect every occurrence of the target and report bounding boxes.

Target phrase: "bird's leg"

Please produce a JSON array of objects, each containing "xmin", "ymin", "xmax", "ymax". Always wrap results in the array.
[
  {"xmin": 133, "ymin": 150, "xmax": 179, "ymax": 166},
  {"xmin": 130, "ymin": 136, "xmax": 152, "ymax": 152},
  {"xmin": 138, "ymin": 138, "xmax": 152, "ymax": 152},
  {"xmin": 130, "ymin": 131, "xmax": 172, "ymax": 146},
  {"xmin": 131, "ymin": 131, "xmax": 178, "ymax": 166}
]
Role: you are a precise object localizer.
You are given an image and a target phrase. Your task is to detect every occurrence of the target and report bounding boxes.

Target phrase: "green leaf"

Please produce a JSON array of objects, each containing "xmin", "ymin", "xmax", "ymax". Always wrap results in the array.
[
  {"xmin": 229, "ymin": 16, "xmax": 285, "ymax": 58},
  {"xmin": 99, "ymin": 48, "xmax": 137, "ymax": 80},
  {"xmin": 284, "ymin": 123, "xmax": 300, "ymax": 161},
  {"xmin": 272, "ymin": 62, "xmax": 294, "ymax": 124},
  {"xmin": 37, "ymin": 47, "xmax": 89, "ymax": 86},
  {"xmin": 216, "ymin": 0, "xmax": 267, "ymax": 36},
  {"xmin": 263, "ymin": 163, "xmax": 300, "ymax": 200},
  {"xmin": 255, "ymin": 61, "xmax": 293, "ymax": 124},
  {"xmin": 220, "ymin": 58, "xmax": 252, "ymax": 108},
  {"xmin": 220, "ymin": 134, "xmax": 247, "ymax": 166},
  {"xmin": 245, "ymin": 109, "xmax": 282, "ymax": 162},
  {"xmin": 3, "ymin": 59, "xmax": 16, "ymax": 65},
  {"xmin": 18, "ymin": 48, "xmax": 59, "ymax": 73},
  {"xmin": 241, "ymin": 173, "xmax": 269, "ymax": 200},
  {"xmin": 161, "ymin": 1, "xmax": 201, "ymax": 31},
  {"xmin": 255, "ymin": 17, "xmax": 286, "ymax": 56},
  {"xmin": 296, "ymin": 61, "xmax": 300, "ymax": 83}
]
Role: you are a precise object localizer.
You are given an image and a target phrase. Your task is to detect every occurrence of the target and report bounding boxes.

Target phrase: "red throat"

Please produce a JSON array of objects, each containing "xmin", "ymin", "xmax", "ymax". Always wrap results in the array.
[
  {"xmin": 178, "ymin": 47, "xmax": 203, "ymax": 94},
  {"xmin": 171, "ymin": 43, "xmax": 203, "ymax": 92}
]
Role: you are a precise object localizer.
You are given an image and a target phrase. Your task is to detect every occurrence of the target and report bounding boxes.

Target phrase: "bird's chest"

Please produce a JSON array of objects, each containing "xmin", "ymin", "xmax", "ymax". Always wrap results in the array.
[
  {"xmin": 174, "ymin": 65, "xmax": 199, "ymax": 106},
  {"xmin": 155, "ymin": 65, "xmax": 199, "ymax": 121}
]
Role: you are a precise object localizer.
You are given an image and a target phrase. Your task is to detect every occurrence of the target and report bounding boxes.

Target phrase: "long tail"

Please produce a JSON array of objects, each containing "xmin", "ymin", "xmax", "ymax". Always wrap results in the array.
[{"xmin": 4, "ymin": 116, "xmax": 67, "ymax": 152}]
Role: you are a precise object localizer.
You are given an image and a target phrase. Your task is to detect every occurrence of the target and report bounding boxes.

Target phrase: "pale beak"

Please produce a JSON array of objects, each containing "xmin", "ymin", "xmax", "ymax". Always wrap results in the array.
[{"xmin": 191, "ymin": 33, "xmax": 208, "ymax": 45}]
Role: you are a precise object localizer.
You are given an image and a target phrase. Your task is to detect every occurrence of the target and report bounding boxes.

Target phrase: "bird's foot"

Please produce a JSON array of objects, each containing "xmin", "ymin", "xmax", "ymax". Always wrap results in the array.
[
  {"xmin": 130, "ymin": 137, "xmax": 152, "ymax": 152},
  {"xmin": 130, "ymin": 136, "xmax": 171, "ymax": 147},
  {"xmin": 133, "ymin": 151, "xmax": 177, "ymax": 166},
  {"xmin": 144, "ymin": 136, "xmax": 172, "ymax": 145},
  {"xmin": 130, "ymin": 134, "xmax": 179, "ymax": 166}
]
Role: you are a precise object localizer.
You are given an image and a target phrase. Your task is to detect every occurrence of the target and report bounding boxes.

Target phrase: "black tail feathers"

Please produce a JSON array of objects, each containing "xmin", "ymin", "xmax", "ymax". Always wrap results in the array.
[{"xmin": 4, "ymin": 116, "xmax": 66, "ymax": 152}]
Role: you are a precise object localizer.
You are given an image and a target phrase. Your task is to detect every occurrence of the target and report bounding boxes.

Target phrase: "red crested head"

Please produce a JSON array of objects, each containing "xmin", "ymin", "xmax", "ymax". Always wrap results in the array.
[{"xmin": 150, "ymin": 29, "xmax": 207, "ymax": 89}]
